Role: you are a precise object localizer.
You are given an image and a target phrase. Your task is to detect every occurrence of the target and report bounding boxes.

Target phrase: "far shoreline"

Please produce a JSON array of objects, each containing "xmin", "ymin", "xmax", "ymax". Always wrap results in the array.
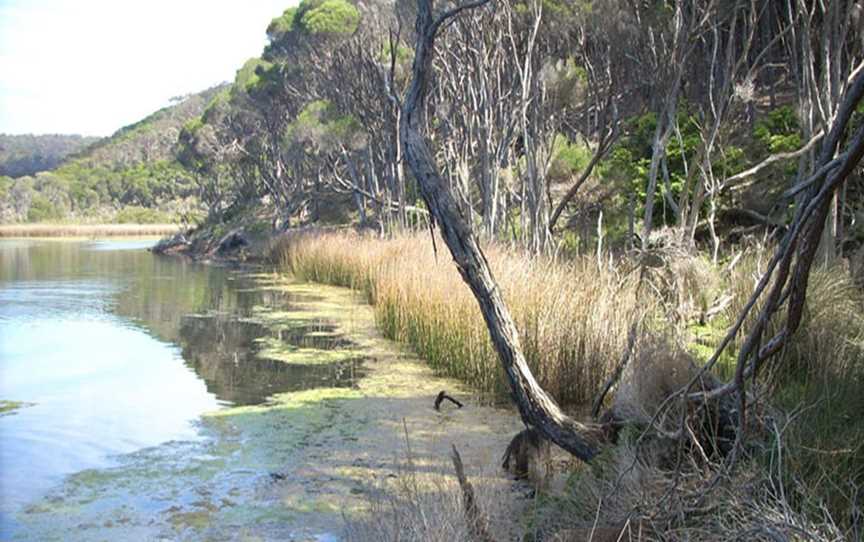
[{"xmin": 0, "ymin": 223, "xmax": 182, "ymax": 238}]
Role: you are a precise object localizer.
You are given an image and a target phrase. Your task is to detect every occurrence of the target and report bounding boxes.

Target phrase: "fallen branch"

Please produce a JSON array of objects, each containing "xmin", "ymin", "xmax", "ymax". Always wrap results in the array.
[
  {"xmin": 400, "ymin": 0, "xmax": 607, "ymax": 462},
  {"xmin": 434, "ymin": 390, "xmax": 464, "ymax": 410},
  {"xmin": 451, "ymin": 445, "xmax": 495, "ymax": 542}
]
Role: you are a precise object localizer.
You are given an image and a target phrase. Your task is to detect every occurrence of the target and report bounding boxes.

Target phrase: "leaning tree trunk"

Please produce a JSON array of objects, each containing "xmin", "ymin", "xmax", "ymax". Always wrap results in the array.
[{"xmin": 399, "ymin": 0, "xmax": 605, "ymax": 462}]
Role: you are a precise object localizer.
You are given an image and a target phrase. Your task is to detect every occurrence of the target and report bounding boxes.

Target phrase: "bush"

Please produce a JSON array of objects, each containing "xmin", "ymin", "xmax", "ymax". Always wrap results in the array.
[
  {"xmin": 115, "ymin": 205, "xmax": 170, "ymax": 224},
  {"xmin": 27, "ymin": 195, "xmax": 64, "ymax": 222}
]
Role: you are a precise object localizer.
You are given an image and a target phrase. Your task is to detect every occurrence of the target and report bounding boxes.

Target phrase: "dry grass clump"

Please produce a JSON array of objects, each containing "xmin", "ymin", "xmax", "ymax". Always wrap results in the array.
[
  {"xmin": 611, "ymin": 335, "xmax": 705, "ymax": 425},
  {"xmin": 521, "ymin": 439, "xmax": 845, "ymax": 541},
  {"xmin": 640, "ymin": 246, "xmax": 723, "ymax": 326},
  {"xmin": 344, "ymin": 469, "xmax": 517, "ymax": 541},
  {"xmin": 722, "ymin": 245, "xmax": 864, "ymax": 380},
  {"xmin": 0, "ymin": 223, "xmax": 180, "ymax": 237},
  {"xmin": 276, "ymin": 230, "xmax": 655, "ymax": 406}
]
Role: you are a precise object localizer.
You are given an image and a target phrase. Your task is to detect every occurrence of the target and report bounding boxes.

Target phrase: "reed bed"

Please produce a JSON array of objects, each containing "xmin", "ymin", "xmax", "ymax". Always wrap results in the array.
[
  {"xmin": 278, "ymin": 231, "xmax": 864, "ymax": 535},
  {"xmin": 0, "ymin": 223, "xmax": 181, "ymax": 237},
  {"xmin": 275, "ymin": 230, "xmax": 656, "ymax": 407}
]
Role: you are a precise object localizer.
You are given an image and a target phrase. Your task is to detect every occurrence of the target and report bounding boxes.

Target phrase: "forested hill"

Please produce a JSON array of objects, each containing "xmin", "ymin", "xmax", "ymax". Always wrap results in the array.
[
  {"xmin": 0, "ymin": 134, "xmax": 100, "ymax": 178},
  {"xmin": 76, "ymin": 87, "xmax": 227, "ymax": 169},
  {"xmin": 170, "ymin": 0, "xmax": 863, "ymax": 261},
  {"xmin": 0, "ymin": 85, "xmax": 227, "ymax": 223}
]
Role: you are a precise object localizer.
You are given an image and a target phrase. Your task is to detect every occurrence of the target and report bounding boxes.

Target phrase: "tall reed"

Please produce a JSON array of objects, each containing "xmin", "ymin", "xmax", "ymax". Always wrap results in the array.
[{"xmin": 275, "ymin": 231, "xmax": 654, "ymax": 406}]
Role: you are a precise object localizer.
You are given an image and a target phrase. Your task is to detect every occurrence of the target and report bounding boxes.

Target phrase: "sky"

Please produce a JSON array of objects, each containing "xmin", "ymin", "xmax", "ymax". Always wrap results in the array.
[{"xmin": 0, "ymin": 0, "xmax": 293, "ymax": 137}]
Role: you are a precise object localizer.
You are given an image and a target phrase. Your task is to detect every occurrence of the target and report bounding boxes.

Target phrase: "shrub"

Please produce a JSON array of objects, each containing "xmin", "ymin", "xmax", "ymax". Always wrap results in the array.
[
  {"xmin": 26, "ymin": 195, "xmax": 64, "ymax": 222},
  {"xmin": 115, "ymin": 205, "xmax": 170, "ymax": 224}
]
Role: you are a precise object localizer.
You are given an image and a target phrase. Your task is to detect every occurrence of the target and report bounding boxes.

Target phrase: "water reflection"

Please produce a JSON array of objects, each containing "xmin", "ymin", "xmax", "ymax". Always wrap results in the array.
[
  {"xmin": 179, "ymin": 311, "xmax": 363, "ymax": 405},
  {"xmin": 0, "ymin": 239, "xmax": 364, "ymax": 529}
]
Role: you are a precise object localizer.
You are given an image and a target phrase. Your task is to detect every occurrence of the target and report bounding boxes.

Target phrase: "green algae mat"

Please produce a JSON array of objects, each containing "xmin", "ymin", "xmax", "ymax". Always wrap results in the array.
[{"xmin": 11, "ymin": 275, "xmax": 523, "ymax": 541}]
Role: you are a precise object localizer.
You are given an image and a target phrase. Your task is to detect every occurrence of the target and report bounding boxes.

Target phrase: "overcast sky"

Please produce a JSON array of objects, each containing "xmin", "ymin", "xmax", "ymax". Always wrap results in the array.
[{"xmin": 0, "ymin": 0, "xmax": 292, "ymax": 136}]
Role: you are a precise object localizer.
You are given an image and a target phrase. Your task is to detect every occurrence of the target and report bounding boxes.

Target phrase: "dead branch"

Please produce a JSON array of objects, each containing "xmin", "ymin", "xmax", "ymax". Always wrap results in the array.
[
  {"xmin": 400, "ymin": 0, "xmax": 607, "ymax": 462},
  {"xmin": 451, "ymin": 445, "xmax": 495, "ymax": 542},
  {"xmin": 434, "ymin": 390, "xmax": 464, "ymax": 410},
  {"xmin": 726, "ymin": 130, "xmax": 824, "ymax": 190},
  {"xmin": 591, "ymin": 320, "xmax": 639, "ymax": 420}
]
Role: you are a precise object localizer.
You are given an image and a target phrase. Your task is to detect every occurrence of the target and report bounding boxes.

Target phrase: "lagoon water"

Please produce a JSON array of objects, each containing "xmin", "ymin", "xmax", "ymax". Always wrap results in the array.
[{"xmin": 0, "ymin": 238, "xmax": 357, "ymax": 536}]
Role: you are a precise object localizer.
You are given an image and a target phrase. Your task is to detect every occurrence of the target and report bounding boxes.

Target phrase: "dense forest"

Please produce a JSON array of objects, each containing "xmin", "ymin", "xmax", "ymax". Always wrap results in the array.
[
  {"xmin": 7, "ymin": 0, "xmax": 863, "ymax": 263},
  {"xmin": 161, "ymin": 0, "xmax": 861, "ymax": 264}
]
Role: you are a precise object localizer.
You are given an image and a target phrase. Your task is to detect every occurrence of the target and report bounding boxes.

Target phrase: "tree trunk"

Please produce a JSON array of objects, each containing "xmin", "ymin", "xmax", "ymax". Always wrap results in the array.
[{"xmin": 399, "ymin": 0, "xmax": 605, "ymax": 462}]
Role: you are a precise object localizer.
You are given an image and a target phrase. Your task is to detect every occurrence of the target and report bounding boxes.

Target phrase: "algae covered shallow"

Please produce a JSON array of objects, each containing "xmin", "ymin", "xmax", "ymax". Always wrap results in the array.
[
  {"xmin": 0, "ymin": 400, "xmax": 35, "ymax": 416},
  {"xmin": 5, "ymin": 253, "xmax": 524, "ymax": 541}
]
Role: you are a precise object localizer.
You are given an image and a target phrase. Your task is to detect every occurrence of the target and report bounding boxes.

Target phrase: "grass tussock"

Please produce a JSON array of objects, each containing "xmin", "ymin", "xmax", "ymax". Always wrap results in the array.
[
  {"xmin": 0, "ymin": 223, "xmax": 180, "ymax": 238},
  {"xmin": 275, "ymin": 230, "xmax": 656, "ymax": 406}
]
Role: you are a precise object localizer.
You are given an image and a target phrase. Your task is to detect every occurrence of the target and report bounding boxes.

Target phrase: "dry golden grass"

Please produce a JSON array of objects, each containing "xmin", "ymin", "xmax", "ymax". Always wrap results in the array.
[
  {"xmin": 274, "ymin": 230, "xmax": 657, "ymax": 406},
  {"xmin": 273, "ymin": 231, "xmax": 864, "ymax": 538},
  {"xmin": 0, "ymin": 223, "xmax": 181, "ymax": 238}
]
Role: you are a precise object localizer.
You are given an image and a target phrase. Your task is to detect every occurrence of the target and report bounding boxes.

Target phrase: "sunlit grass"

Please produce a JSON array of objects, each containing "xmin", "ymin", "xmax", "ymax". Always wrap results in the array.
[
  {"xmin": 0, "ymin": 223, "xmax": 180, "ymax": 237},
  {"xmin": 274, "ymin": 230, "xmax": 656, "ymax": 407}
]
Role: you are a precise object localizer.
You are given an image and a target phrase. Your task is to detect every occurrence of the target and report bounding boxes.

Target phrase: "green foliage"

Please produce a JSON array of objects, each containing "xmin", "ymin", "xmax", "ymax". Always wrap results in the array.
[
  {"xmin": 182, "ymin": 117, "xmax": 204, "ymax": 137},
  {"xmin": 378, "ymin": 41, "xmax": 412, "ymax": 65},
  {"xmin": 300, "ymin": 0, "xmax": 360, "ymax": 35},
  {"xmin": 549, "ymin": 134, "xmax": 591, "ymax": 180},
  {"xmin": 267, "ymin": 7, "xmax": 298, "ymax": 39},
  {"xmin": 0, "ymin": 175, "xmax": 11, "ymax": 199},
  {"xmin": 202, "ymin": 88, "xmax": 231, "ymax": 120},
  {"xmin": 49, "ymin": 160, "xmax": 195, "ymax": 213},
  {"xmin": 115, "ymin": 205, "xmax": 170, "ymax": 224},
  {"xmin": 234, "ymin": 58, "xmax": 274, "ymax": 93},
  {"xmin": 598, "ymin": 106, "xmax": 744, "ymax": 237},
  {"xmin": 6, "ymin": 84, "xmax": 225, "ymax": 223},
  {"xmin": 27, "ymin": 195, "xmax": 64, "ymax": 222},
  {"xmin": 266, "ymin": 0, "xmax": 358, "ymax": 46},
  {"xmin": 0, "ymin": 134, "xmax": 99, "ymax": 178},
  {"xmin": 754, "ymin": 105, "xmax": 800, "ymax": 152},
  {"xmin": 286, "ymin": 100, "xmax": 363, "ymax": 151}
]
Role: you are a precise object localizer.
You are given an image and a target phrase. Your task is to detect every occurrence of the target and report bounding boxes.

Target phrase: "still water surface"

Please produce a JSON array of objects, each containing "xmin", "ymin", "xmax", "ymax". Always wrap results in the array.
[{"xmin": 0, "ymin": 238, "xmax": 359, "ymax": 532}]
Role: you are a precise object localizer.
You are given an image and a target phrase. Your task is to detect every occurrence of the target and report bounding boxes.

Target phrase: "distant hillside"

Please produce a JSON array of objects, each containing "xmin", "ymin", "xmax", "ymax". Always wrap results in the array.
[
  {"xmin": 1, "ymin": 85, "xmax": 228, "ymax": 224},
  {"xmin": 0, "ymin": 134, "xmax": 100, "ymax": 177},
  {"xmin": 73, "ymin": 86, "xmax": 227, "ymax": 169}
]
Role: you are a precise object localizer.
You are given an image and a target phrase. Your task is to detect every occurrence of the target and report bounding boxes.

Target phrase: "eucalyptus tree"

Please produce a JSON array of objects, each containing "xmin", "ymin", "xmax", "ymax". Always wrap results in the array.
[{"xmin": 314, "ymin": 25, "xmax": 414, "ymax": 229}]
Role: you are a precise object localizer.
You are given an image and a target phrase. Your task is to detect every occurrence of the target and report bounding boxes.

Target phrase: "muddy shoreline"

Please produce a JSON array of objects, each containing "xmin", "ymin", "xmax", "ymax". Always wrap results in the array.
[{"xmin": 11, "ymin": 263, "xmax": 526, "ymax": 541}]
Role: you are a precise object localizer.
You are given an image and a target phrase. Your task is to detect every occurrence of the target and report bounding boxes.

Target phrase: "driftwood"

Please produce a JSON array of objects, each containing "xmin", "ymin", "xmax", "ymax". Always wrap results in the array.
[
  {"xmin": 434, "ymin": 390, "xmax": 464, "ymax": 410},
  {"xmin": 400, "ymin": 0, "xmax": 606, "ymax": 463},
  {"xmin": 451, "ymin": 445, "xmax": 495, "ymax": 542}
]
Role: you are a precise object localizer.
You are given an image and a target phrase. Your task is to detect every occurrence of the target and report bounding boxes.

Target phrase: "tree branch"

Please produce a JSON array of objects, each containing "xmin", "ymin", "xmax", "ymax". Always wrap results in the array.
[{"xmin": 400, "ymin": 0, "xmax": 606, "ymax": 462}]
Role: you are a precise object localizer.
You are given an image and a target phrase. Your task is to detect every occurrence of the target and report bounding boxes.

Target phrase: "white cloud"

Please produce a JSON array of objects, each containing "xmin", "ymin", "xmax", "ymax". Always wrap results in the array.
[{"xmin": 0, "ymin": 0, "xmax": 293, "ymax": 136}]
